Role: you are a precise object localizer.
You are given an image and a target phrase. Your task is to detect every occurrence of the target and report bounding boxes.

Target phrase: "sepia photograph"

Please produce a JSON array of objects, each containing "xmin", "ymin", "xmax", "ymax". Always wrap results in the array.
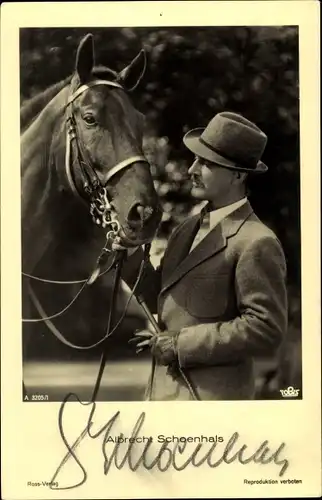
[
  {"xmin": 20, "ymin": 25, "xmax": 302, "ymax": 403},
  {"xmin": 1, "ymin": 2, "xmax": 320, "ymax": 499}
]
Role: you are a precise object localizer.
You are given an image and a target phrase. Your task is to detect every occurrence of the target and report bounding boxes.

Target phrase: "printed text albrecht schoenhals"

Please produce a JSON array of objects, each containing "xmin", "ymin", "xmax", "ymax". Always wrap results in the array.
[{"xmin": 49, "ymin": 393, "xmax": 290, "ymax": 490}]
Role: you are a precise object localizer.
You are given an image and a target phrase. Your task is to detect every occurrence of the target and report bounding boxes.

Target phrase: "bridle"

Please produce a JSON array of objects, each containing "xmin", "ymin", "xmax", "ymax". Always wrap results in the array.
[
  {"xmin": 64, "ymin": 78, "xmax": 149, "ymax": 234},
  {"xmin": 22, "ymin": 77, "xmax": 152, "ymax": 381},
  {"xmin": 22, "ymin": 77, "xmax": 200, "ymax": 402}
]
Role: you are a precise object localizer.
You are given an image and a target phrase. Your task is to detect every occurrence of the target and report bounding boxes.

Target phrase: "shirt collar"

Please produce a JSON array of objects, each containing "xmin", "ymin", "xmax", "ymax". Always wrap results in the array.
[{"xmin": 208, "ymin": 197, "xmax": 248, "ymax": 230}]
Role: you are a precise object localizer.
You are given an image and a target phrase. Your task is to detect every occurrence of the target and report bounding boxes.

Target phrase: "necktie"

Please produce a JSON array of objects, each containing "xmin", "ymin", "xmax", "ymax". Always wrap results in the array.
[{"xmin": 189, "ymin": 211, "xmax": 210, "ymax": 253}]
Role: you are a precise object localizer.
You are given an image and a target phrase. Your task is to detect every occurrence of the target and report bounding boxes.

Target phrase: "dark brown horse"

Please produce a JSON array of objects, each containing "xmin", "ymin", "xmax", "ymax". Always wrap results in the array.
[{"xmin": 21, "ymin": 34, "xmax": 162, "ymax": 396}]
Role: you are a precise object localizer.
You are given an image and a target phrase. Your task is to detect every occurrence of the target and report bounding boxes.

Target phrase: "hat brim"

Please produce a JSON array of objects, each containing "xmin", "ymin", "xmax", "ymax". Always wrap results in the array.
[{"xmin": 183, "ymin": 128, "xmax": 268, "ymax": 174}]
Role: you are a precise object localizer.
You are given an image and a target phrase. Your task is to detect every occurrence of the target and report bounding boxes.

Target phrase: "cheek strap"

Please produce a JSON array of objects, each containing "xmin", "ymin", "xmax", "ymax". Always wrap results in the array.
[{"xmin": 65, "ymin": 78, "xmax": 150, "ymax": 200}]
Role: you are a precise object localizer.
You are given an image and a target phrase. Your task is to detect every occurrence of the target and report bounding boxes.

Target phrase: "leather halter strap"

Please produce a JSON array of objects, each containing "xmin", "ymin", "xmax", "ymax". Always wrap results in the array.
[
  {"xmin": 65, "ymin": 79, "xmax": 148, "ymax": 201},
  {"xmin": 67, "ymin": 79, "xmax": 124, "ymax": 105}
]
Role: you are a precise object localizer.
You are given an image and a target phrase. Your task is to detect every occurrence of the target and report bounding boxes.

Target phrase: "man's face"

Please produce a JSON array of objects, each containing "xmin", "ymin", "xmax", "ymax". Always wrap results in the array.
[{"xmin": 188, "ymin": 156, "xmax": 236, "ymax": 204}]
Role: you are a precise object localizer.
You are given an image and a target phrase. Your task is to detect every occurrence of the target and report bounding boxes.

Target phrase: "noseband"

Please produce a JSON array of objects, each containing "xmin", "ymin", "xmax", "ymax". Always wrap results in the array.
[{"xmin": 65, "ymin": 78, "xmax": 148, "ymax": 235}]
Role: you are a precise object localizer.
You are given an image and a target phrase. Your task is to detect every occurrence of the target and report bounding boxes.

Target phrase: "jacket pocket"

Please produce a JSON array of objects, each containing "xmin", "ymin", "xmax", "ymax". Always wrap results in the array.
[{"xmin": 185, "ymin": 274, "xmax": 230, "ymax": 319}]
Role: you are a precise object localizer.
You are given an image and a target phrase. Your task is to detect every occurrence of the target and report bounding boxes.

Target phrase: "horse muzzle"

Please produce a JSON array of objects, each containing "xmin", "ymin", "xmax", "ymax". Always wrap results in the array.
[
  {"xmin": 117, "ymin": 202, "xmax": 163, "ymax": 247},
  {"xmin": 127, "ymin": 203, "xmax": 156, "ymax": 229}
]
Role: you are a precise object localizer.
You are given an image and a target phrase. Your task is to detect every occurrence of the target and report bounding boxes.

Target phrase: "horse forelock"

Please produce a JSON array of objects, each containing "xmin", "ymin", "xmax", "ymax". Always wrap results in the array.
[
  {"xmin": 92, "ymin": 65, "xmax": 118, "ymax": 81},
  {"xmin": 68, "ymin": 65, "xmax": 118, "ymax": 94}
]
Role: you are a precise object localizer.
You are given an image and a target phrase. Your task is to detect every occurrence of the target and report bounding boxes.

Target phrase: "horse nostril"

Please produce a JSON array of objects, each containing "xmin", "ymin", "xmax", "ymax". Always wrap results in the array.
[{"xmin": 127, "ymin": 204, "xmax": 154, "ymax": 227}]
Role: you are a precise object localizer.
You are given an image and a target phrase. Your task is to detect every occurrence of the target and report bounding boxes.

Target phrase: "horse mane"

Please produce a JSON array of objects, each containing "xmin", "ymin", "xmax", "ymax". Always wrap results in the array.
[
  {"xmin": 20, "ymin": 77, "xmax": 72, "ymax": 131},
  {"xmin": 20, "ymin": 66, "xmax": 118, "ymax": 132}
]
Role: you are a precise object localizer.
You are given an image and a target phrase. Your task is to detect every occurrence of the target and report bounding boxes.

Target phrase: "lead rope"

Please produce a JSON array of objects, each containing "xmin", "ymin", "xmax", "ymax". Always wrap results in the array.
[{"xmin": 134, "ymin": 245, "xmax": 200, "ymax": 401}]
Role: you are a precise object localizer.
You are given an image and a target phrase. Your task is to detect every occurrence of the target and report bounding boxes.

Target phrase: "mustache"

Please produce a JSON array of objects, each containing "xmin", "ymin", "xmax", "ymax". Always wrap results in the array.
[{"xmin": 191, "ymin": 174, "xmax": 204, "ymax": 185}]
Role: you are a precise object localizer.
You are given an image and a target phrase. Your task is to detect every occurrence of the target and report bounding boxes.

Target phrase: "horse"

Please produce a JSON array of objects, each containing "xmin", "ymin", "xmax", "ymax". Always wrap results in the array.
[{"xmin": 21, "ymin": 34, "xmax": 163, "ymax": 400}]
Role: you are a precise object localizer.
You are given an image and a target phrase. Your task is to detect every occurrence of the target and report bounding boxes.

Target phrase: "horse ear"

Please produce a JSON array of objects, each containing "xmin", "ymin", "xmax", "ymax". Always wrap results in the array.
[
  {"xmin": 76, "ymin": 34, "xmax": 95, "ymax": 82},
  {"xmin": 117, "ymin": 50, "xmax": 146, "ymax": 91}
]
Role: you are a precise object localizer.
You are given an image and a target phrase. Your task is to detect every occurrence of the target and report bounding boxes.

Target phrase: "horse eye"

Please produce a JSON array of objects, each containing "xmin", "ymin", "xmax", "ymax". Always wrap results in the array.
[{"xmin": 83, "ymin": 114, "xmax": 96, "ymax": 126}]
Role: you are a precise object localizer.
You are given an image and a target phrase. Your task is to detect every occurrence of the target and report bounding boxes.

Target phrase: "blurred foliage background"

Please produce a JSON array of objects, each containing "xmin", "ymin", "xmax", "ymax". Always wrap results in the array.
[{"xmin": 20, "ymin": 27, "xmax": 301, "ymax": 393}]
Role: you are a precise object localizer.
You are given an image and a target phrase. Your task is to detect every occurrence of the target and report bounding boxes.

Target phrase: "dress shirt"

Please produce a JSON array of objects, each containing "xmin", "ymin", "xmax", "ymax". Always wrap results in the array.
[{"xmin": 189, "ymin": 197, "xmax": 248, "ymax": 252}]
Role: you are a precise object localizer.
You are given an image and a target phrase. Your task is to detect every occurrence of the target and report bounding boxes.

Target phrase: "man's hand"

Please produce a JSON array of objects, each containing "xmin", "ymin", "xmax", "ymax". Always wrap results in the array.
[
  {"xmin": 129, "ymin": 329, "xmax": 156, "ymax": 353},
  {"xmin": 129, "ymin": 330, "xmax": 178, "ymax": 366}
]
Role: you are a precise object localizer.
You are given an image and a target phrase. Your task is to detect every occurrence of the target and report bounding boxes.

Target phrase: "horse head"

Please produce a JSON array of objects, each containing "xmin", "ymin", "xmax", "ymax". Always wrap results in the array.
[{"xmin": 57, "ymin": 34, "xmax": 162, "ymax": 248}]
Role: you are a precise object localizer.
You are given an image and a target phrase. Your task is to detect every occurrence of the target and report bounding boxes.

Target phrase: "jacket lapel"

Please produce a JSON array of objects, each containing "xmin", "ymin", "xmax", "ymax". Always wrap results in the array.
[
  {"xmin": 160, "ymin": 201, "xmax": 254, "ymax": 295},
  {"xmin": 162, "ymin": 214, "xmax": 202, "ymax": 276}
]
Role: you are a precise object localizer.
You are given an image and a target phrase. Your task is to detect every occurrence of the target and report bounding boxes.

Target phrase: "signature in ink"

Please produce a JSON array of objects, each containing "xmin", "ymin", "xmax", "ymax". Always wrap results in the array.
[{"xmin": 49, "ymin": 392, "xmax": 290, "ymax": 491}]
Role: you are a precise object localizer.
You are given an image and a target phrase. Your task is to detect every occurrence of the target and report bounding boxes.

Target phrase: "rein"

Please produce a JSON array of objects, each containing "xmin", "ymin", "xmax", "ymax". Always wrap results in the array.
[
  {"xmin": 23, "ymin": 77, "xmax": 150, "ymax": 327},
  {"xmin": 24, "ymin": 248, "xmax": 150, "ymax": 350},
  {"xmin": 22, "ymin": 78, "xmax": 199, "ymax": 402},
  {"xmin": 22, "ymin": 77, "xmax": 152, "ymax": 401}
]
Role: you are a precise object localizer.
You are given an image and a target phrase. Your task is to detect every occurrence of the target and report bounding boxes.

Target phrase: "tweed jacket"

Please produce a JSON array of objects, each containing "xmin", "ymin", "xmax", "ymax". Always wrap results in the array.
[{"xmin": 122, "ymin": 201, "xmax": 288, "ymax": 401}]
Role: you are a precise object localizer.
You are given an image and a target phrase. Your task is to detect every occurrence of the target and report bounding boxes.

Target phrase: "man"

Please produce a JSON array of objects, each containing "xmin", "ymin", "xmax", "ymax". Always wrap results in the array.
[{"xmin": 119, "ymin": 111, "xmax": 288, "ymax": 401}]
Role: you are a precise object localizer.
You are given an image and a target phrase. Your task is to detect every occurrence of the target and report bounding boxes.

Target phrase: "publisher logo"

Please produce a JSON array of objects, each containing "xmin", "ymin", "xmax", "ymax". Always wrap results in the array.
[{"xmin": 279, "ymin": 386, "xmax": 300, "ymax": 398}]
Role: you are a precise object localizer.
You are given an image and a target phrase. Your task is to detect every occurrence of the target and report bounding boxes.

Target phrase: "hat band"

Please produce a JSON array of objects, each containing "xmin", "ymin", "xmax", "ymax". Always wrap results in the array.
[{"xmin": 199, "ymin": 137, "xmax": 257, "ymax": 170}]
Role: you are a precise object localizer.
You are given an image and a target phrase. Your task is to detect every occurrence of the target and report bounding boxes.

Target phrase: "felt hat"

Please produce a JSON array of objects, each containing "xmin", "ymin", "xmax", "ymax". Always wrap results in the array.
[{"xmin": 183, "ymin": 111, "xmax": 268, "ymax": 173}]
